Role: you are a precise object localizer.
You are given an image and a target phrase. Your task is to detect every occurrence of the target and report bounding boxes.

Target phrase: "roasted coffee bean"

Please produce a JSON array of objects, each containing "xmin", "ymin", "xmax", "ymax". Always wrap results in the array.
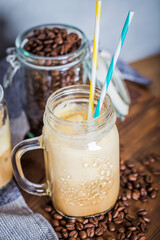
[
  {"xmin": 89, "ymin": 217, "xmax": 98, "ymax": 227},
  {"xmin": 98, "ymin": 215, "xmax": 105, "ymax": 221},
  {"xmin": 75, "ymin": 218, "xmax": 82, "ymax": 223},
  {"xmin": 143, "ymin": 158, "xmax": 150, "ymax": 165},
  {"xmin": 140, "ymin": 188, "xmax": 147, "ymax": 197},
  {"xmin": 79, "ymin": 230, "xmax": 87, "ymax": 239},
  {"xmin": 95, "ymin": 227, "xmax": 104, "ymax": 236},
  {"xmin": 128, "ymin": 226, "xmax": 137, "ymax": 231},
  {"xmin": 69, "ymin": 230, "xmax": 78, "ymax": 238},
  {"xmin": 96, "ymin": 237, "xmax": 104, "ymax": 240},
  {"xmin": 83, "ymin": 223, "xmax": 94, "ymax": 228},
  {"xmin": 53, "ymin": 213, "xmax": 63, "ymax": 220},
  {"xmin": 114, "ymin": 217, "xmax": 124, "ymax": 224},
  {"xmin": 54, "ymin": 226, "xmax": 63, "ymax": 232},
  {"xmin": 68, "ymin": 219, "xmax": 76, "ymax": 223},
  {"xmin": 66, "ymin": 223, "xmax": 75, "ymax": 230},
  {"xmin": 142, "ymin": 216, "xmax": 150, "ymax": 223},
  {"xmin": 126, "ymin": 161, "xmax": 135, "ymax": 168},
  {"xmin": 131, "ymin": 235, "xmax": 138, "ymax": 240},
  {"xmin": 120, "ymin": 164, "xmax": 126, "ymax": 171},
  {"xmin": 44, "ymin": 206, "xmax": 52, "ymax": 212},
  {"xmin": 119, "ymin": 232, "xmax": 126, "ymax": 240},
  {"xmin": 141, "ymin": 196, "xmax": 148, "ymax": 202},
  {"xmin": 152, "ymin": 183, "xmax": 159, "ymax": 191},
  {"xmin": 117, "ymin": 206, "xmax": 125, "ymax": 212},
  {"xmin": 76, "ymin": 222, "xmax": 83, "ymax": 230},
  {"xmin": 108, "ymin": 211, "xmax": 112, "ymax": 221},
  {"xmin": 113, "ymin": 209, "xmax": 119, "ymax": 218},
  {"xmin": 108, "ymin": 222, "xmax": 116, "ymax": 232},
  {"xmin": 132, "ymin": 189, "xmax": 140, "ymax": 200},
  {"xmin": 119, "ymin": 211, "xmax": 124, "ymax": 219},
  {"xmin": 107, "ymin": 236, "xmax": 116, "ymax": 240},
  {"xmin": 140, "ymin": 223, "xmax": 146, "ymax": 232},
  {"xmin": 86, "ymin": 227, "xmax": 94, "ymax": 237},
  {"xmin": 62, "ymin": 231, "xmax": 68, "ymax": 239},
  {"xmin": 123, "ymin": 200, "xmax": 130, "ymax": 206},
  {"xmin": 118, "ymin": 227, "xmax": 125, "ymax": 233},
  {"xmin": 128, "ymin": 174, "xmax": 137, "ymax": 181},
  {"xmin": 125, "ymin": 230, "xmax": 132, "ymax": 238},
  {"xmin": 127, "ymin": 182, "xmax": 133, "ymax": 190},
  {"xmin": 149, "ymin": 190, "xmax": 157, "ymax": 198},
  {"xmin": 126, "ymin": 189, "xmax": 132, "ymax": 199},
  {"xmin": 99, "ymin": 222, "xmax": 107, "ymax": 230},
  {"xmin": 145, "ymin": 175, "xmax": 153, "ymax": 183},
  {"xmin": 138, "ymin": 209, "xmax": 147, "ymax": 216},
  {"xmin": 133, "ymin": 182, "xmax": 140, "ymax": 189},
  {"xmin": 52, "ymin": 219, "xmax": 59, "ymax": 227},
  {"xmin": 56, "ymin": 232, "xmax": 62, "ymax": 238},
  {"xmin": 139, "ymin": 237, "xmax": 146, "ymax": 240},
  {"xmin": 125, "ymin": 214, "xmax": 135, "ymax": 222},
  {"xmin": 83, "ymin": 219, "xmax": 89, "ymax": 225},
  {"xmin": 60, "ymin": 220, "xmax": 67, "ymax": 226}
]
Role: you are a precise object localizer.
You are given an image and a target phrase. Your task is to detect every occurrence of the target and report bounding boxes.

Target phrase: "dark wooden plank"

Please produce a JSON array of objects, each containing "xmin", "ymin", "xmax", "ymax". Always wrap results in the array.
[{"xmin": 19, "ymin": 54, "xmax": 160, "ymax": 239}]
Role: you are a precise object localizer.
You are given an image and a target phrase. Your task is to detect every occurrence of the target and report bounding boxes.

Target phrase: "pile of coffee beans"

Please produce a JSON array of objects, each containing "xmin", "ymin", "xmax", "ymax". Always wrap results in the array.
[
  {"xmin": 24, "ymin": 27, "xmax": 82, "ymax": 57},
  {"xmin": 44, "ymin": 151, "xmax": 160, "ymax": 240},
  {"xmin": 22, "ymin": 26, "xmax": 87, "ymax": 135}
]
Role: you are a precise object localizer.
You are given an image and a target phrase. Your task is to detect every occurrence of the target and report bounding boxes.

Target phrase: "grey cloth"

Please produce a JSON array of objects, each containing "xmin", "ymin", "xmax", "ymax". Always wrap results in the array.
[
  {"xmin": 117, "ymin": 59, "xmax": 151, "ymax": 85},
  {"xmin": 0, "ymin": 180, "xmax": 58, "ymax": 240}
]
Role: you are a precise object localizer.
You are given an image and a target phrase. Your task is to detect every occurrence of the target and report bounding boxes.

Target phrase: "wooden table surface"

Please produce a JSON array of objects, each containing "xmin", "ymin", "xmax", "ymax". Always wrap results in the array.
[{"xmin": 21, "ymin": 54, "xmax": 160, "ymax": 240}]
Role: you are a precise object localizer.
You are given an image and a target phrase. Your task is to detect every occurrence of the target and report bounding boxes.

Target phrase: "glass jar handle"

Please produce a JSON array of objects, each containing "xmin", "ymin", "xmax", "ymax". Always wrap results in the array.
[
  {"xmin": 3, "ymin": 47, "xmax": 21, "ymax": 88},
  {"xmin": 11, "ymin": 136, "xmax": 48, "ymax": 196}
]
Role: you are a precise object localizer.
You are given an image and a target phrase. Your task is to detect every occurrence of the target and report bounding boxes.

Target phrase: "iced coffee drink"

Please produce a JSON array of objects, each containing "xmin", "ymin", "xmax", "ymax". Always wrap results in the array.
[
  {"xmin": 11, "ymin": 85, "xmax": 119, "ymax": 218},
  {"xmin": 43, "ymin": 93, "xmax": 119, "ymax": 217},
  {"xmin": 0, "ymin": 86, "xmax": 12, "ymax": 188}
]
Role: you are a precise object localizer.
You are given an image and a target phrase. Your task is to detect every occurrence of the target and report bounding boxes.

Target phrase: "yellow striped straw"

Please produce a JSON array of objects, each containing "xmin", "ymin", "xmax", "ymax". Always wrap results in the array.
[{"xmin": 88, "ymin": 0, "xmax": 101, "ymax": 120}]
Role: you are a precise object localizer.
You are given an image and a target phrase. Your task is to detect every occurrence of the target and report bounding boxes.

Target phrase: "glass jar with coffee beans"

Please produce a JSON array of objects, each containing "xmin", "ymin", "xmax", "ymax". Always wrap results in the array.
[{"xmin": 4, "ymin": 24, "xmax": 90, "ymax": 135}]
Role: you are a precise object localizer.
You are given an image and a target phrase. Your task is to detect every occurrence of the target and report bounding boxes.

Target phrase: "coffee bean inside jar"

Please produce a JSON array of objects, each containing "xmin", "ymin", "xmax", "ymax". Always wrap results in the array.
[{"xmin": 15, "ymin": 24, "xmax": 89, "ymax": 135}]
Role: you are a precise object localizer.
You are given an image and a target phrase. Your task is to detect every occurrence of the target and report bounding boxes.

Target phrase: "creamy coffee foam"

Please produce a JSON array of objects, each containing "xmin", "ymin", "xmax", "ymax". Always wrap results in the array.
[
  {"xmin": 43, "ymin": 102, "xmax": 119, "ymax": 217},
  {"xmin": 0, "ymin": 117, "xmax": 12, "ymax": 188}
]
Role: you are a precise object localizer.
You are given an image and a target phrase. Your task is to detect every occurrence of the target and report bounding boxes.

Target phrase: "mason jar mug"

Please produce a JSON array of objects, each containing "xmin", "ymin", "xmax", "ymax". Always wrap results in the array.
[
  {"xmin": 11, "ymin": 85, "xmax": 119, "ymax": 218},
  {"xmin": 0, "ymin": 85, "xmax": 12, "ymax": 188}
]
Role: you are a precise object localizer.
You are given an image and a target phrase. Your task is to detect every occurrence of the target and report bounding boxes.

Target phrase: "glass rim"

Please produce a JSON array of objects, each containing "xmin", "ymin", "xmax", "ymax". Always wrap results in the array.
[
  {"xmin": 15, "ymin": 23, "xmax": 88, "ymax": 61},
  {"xmin": 0, "ymin": 85, "xmax": 4, "ymax": 103},
  {"xmin": 44, "ymin": 85, "xmax": 116, "ymax": 137}
]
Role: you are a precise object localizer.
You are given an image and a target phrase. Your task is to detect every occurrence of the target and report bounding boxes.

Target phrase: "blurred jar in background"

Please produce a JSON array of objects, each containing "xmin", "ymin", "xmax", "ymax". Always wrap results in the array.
[
  {"xmin": 5, "ymin": 24, "xmax": 90, "ymax": 136},
  {"xmin": 0, "ymin": 85, "xmax": 12, "ymax": 188}
]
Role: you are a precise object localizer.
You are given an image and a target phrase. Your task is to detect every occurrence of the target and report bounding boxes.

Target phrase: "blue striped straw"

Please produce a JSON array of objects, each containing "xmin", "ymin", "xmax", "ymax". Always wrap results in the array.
[{"xmin": 94, "ymin": 10, "xmax": 134, "ymax": 118}]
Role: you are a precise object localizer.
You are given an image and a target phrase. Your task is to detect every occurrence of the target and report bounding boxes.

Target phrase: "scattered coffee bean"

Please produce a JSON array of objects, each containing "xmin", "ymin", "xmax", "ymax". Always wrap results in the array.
[
  {"xmin": 95, "ymin": 227, "xmax": 104, "ymax": 236},
  {"xmin": 142, "ymin": 216, "xmax": 150, "ymax": 223},
  {"xmin": 52, "ymin": 219, "xmax": 59, "ymax": 227},
  {"xmin": 131, "ymin": 234, "xmax": 138, "ymax": 240},
  {"xmin": 138, "ymin": 209, "xmax": 147, "ymax": 216},
  {"xmin": 79, "ymin": 230, "xmax": 87, "ymax": 239},
  {"xmin": 108, "ymin": 223, "xmax": 116, "ymax": 232},
  {"xmin": 69, "ymin": 230, "xmax": 78, "ymax": 238},
  {"xmin": 96, "ymin": 237, "xmax": 104, "ymax": 240},
  {"xmin": 44, "ymin": 206, "xmax": 52, "ymax": 212},
  {"xmin": 86, "ymin": 227, "xmax": 94, "ymax": 237},
  {"xmin": 53, "ymin": 213, "xmax": 63, "ymax": 220}
]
